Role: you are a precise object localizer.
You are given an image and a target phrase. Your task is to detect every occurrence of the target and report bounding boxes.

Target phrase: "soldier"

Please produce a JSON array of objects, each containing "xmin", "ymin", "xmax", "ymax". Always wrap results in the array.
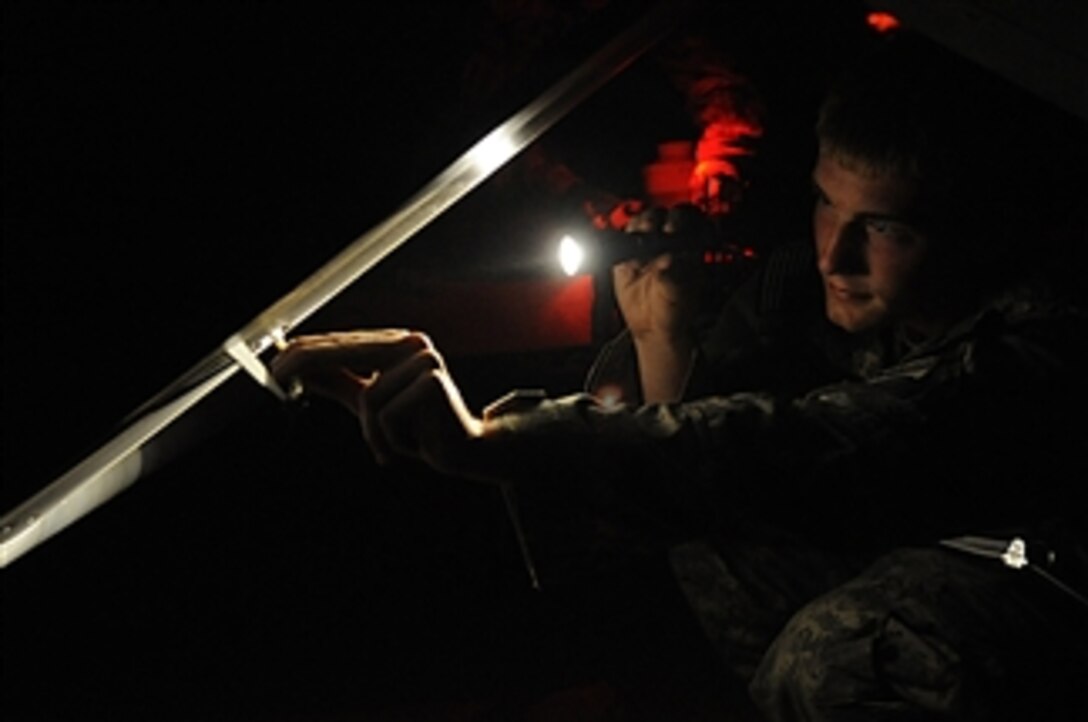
[{"xmin": 273, "ymin": 37, "xmax": 1088, "ymax": 720}]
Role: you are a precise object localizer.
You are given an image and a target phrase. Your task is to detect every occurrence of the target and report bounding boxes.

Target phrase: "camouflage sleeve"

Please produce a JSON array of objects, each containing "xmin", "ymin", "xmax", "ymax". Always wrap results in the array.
[
  {"xmin": 488, "ymin": 381, "xmax": 923, "ymax": 544},
  {"xmin": 488, "ymin": 302, "xmax": 1088, "ymax": 547}
]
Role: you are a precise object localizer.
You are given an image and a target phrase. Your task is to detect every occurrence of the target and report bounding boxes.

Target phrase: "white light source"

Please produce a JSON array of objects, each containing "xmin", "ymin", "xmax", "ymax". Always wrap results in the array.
[{"xmin": 558, "ymin": 234, "xmax": 586, "ymax": 276}]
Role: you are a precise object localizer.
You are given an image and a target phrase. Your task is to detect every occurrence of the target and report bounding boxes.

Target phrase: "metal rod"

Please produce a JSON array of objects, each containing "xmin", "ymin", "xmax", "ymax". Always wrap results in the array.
[{"xmin": 501, "ymin": 485, "xmax": 542, "ymax": 591}]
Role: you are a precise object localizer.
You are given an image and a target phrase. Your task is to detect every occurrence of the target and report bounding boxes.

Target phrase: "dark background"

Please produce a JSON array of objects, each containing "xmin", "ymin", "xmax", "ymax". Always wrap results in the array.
[{"xmin": 3, "ymin": 1, "xmax": 1085, "ymax": 719}]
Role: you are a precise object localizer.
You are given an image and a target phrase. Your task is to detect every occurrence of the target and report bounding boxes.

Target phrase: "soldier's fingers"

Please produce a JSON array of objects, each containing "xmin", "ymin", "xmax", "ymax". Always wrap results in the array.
[
  {"xmin": 357, "ymin": 346, "xmax": 445, "ymax": 466},
  {"xmin": 302, "ymin": 367, "xmax": 368, "ymax": 413},
  {"xmin": 271, "ymin": 330, "xmax": 429, "ymax": 386}
]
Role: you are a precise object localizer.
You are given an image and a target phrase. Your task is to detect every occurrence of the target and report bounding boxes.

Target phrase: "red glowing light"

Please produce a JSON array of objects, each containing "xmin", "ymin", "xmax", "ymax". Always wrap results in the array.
[
  {"xmin": 586, "ymin": 198, "xmax": 644, "ymax": 231},
  {"xmin": 702, "ymin": 246, "xmax": 758, "ymax": 265},
  {"xmin": 867, "ymin": 11, "xmax": 900, "ymax": 33},
  {"xmin": 691, "ymin": 117, "xmax": 762, "ymax": 216}
]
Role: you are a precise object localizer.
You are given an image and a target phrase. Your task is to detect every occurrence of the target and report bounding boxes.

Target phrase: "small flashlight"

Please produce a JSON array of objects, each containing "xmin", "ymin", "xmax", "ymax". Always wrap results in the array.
[
  {"xmin": 561, "ymin": 203, "xmax": 726, "ymax": 275},
  {"xmin": 556, "ymin": 229, "xmax": 705, "ymax": 276}
]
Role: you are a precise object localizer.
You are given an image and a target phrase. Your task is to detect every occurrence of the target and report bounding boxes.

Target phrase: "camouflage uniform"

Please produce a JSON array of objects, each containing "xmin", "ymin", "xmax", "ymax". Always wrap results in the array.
[{"xmin": 490, "ymin": 242, "xmax": 1088, "ymax": 719}]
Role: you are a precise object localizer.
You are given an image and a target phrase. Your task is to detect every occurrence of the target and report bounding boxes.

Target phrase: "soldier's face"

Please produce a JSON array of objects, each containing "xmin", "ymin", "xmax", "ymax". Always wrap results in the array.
[{"xmin": 812, "ymin": 148, "xmax": 933, "ymax": 333}]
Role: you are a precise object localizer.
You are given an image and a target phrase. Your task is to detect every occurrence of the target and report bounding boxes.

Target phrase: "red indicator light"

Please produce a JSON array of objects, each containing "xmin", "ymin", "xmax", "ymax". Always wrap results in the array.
[{"xmin": 867, "ymin": 11, "xmax": 900, "ymax": 33}]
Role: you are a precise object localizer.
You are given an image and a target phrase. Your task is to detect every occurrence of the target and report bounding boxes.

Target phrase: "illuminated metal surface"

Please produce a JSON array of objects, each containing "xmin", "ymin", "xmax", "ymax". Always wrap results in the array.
[
  {"xmin": 0, "ymin": 362, "xmax": 240, "ymax": 565},
  {"xmin": 224, "ymin": 334, "xmax": 288, "ymax": 401},
  {"xmin": 0, "ymin": 1, "xmax": 682, "ymax": 567}
]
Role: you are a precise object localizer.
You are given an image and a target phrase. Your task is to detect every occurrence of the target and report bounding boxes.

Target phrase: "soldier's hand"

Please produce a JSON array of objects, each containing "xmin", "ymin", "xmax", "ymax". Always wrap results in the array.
[{"xmin": 271, "ymin": 330, "xmax": 485, "ymax": 474}]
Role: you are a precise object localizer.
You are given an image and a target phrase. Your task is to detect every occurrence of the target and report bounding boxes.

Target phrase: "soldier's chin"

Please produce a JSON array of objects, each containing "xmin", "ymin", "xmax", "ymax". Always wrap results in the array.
[{"xmin": 825, "ymin": 298, "xmax": 882, "ymax": 332}]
